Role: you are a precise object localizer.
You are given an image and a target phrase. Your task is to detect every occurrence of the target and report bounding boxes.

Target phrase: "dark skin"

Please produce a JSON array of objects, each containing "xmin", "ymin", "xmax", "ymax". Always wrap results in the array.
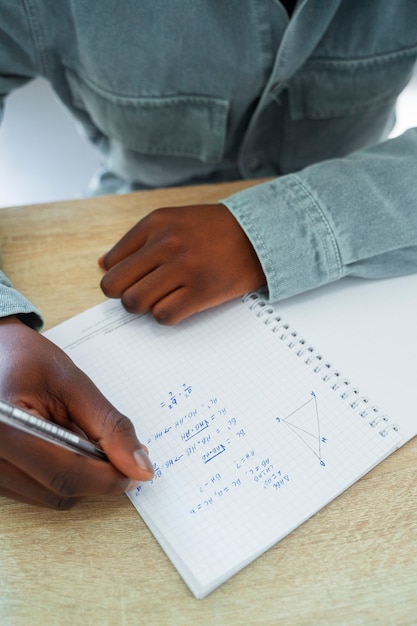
[
  {"xmin": 99, "ymin": 204, "xmax": 266, "ymax": 324},
  {"xmin": 0, "ymin": 203, "xmax": 265, "ymax": 508},
  {"xmin": 0, "ymin": 316, "xmax": 154, "ymax": 509}
]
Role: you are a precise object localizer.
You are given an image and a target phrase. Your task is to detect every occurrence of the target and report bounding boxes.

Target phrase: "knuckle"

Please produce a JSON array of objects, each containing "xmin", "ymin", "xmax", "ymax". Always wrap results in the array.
[
  {"xmin": 50, "ymin": 467, "xmax": 83, "ymax": 498},
  {"xmin": 161, "ymin": 231, "xmax": 182, "ymax": 254},
  {"xmin": 144, "ymin": 207, "xmax": 169, "ymax": 228},
  {"xmin": 146, "ymin": 210, "xmax": 184, "ymax": 253},
  {"xmin": 102, "ymin": 406, "xmax": 134, "ymax": 438}
]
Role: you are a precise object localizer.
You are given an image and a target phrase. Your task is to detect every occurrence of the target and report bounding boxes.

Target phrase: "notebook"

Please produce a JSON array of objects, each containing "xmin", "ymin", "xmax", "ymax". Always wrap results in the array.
[{"xmin": 44, "ymin": 285, "xmax": 410, "ymax": 598}]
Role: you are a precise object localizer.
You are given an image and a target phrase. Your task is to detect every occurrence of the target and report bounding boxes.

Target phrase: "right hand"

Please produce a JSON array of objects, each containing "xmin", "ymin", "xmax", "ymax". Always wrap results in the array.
[{"xmin": 0, "ymin": 316, "xmax": 154, "ymax": 509}]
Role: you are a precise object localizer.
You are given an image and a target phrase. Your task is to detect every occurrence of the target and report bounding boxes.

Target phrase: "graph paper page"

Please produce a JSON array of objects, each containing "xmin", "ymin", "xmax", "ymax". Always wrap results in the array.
[{"xmin": 45, "ymin": 297, "xmax": 400, "ymax": 598}]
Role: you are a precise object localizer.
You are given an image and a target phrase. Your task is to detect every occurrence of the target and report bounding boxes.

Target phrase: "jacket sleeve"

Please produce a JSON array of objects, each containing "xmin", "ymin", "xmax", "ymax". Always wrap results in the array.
[
  {"xmin": 0, "ymin": 271, "xmax": 43, "ymax": 329},
  {"xmin": 0, "ymin": 4, "xmax": 43, "ymax": 327},
  {"xmin": 0, "ymin": 88, "xmax": 44, "ymax": 329},
  {"xmin": 0, "ymin": 95, "xmax": 43, "ymax": 328},
  {"xmin": 222, "ymin": 128, "xmax": 417, "ymax": 302}
]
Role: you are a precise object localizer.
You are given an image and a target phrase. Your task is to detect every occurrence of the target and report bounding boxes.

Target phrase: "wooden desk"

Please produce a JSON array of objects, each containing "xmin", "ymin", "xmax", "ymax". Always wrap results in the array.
[{"xmin": 1, "ymin": 181, "xmax": 416, "ymax": 625}]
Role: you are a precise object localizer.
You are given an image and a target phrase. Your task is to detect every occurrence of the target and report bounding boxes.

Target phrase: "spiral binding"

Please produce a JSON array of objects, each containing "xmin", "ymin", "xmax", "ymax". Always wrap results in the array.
[{"xmin": 243, "ymin": 292, "xmax": 399, "ymax": 438}]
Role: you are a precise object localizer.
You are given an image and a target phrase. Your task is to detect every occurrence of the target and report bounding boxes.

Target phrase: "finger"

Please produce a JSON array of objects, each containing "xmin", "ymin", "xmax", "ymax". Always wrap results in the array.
[
  {"xmin": 118, "ymin": 264, "xmax": 184, "ymax": 314},
  {"xmin": 100, "ymin": 246, "xmax": 159, "ymax": 299},
  {"xmin": 92, "ymin": 406, "xmax": 154, "ymax": 482},
  {"xmin": 0, "ymin": 425, "xmax": 137, "ymax": 498},
  {"xmin": 0, "ymin": 459, "xmax": 79, "ymax": 509},
  {"xmin": 53, "ymin": 376, "xmax": 154, "ymax": 482},
  {"xmin": 150, "ymin": 287, "xmax": 211, "ymax": 325},
  {"xmin": 99, "ymin": 218, "xmax": 150, "ymax": 269},
  {"xmin": 0, "ymin": 485, "xmax": 75, "ymax": 509},
  {"xmin": 150, "ymin": 278, "xmax": 245, "ymax": 325}
]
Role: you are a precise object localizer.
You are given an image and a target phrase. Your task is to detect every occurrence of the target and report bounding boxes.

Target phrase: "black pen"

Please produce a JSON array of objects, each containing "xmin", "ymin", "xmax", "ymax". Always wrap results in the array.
[{"xmin": 0, "ymin": 398, "xmax": 108, "ymax": 462}]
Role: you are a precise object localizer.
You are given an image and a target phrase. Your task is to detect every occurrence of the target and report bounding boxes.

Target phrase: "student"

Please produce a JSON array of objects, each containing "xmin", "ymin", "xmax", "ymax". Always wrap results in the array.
[{"xmin": 0, "ymin": 1, "xmax": 416, "ymax": 508}]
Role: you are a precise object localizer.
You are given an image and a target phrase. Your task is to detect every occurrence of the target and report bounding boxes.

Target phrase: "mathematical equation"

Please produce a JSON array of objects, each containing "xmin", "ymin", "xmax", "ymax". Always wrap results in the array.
[
  {"xmin": 132, "ymin": 388, "xmax": 291, "ymax": 514},
  {"xmin": 189, "ymin": 455, "xmax": 290, "ymax": 515},
  {"xmin": 144, "ymin": 394, "xmax": 246, "ymax": 482},
  {"xmin": 159, "ymin": 383, "xmax": 193, "ymax": 410}
]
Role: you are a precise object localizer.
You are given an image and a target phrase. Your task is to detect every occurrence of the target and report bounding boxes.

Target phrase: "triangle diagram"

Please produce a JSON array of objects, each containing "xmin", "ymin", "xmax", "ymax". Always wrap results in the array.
[{"xmin": 281, "ymin": 395, "xmax": 324, "ymax": 463}]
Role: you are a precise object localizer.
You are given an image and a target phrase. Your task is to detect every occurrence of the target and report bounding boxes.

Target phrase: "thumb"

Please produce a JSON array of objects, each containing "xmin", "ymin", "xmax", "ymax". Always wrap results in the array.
[
  {"xmin": 57, "ymin": 363, "xmax": 155, "ymax": 482},
  {"xmin": 66, "ymin": 382, "xmax": 154, "ymax": 482},
  {"xmin": 97, "ymin": 407, "xmax": 154, "ymax": 481}
]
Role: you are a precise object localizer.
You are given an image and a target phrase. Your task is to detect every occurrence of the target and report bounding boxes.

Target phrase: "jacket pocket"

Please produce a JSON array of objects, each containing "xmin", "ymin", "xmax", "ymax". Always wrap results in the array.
[
  {"xmin": 65, "ymin": 66, "xmax": 229, "ymax": 163},
  {"xmin": 288, "ymin": 49, "xmax": 417, "ymax": 120},
  {"xmin": 278, "ymin": 48, "xmax": 417, "ymax": 172}
]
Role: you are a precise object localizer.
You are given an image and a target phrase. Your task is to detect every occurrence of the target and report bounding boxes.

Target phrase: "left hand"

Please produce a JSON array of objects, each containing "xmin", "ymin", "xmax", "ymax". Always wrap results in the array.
[{"xmin": 99, "ymin": 204, "xmax": 266, "ymax": 324}]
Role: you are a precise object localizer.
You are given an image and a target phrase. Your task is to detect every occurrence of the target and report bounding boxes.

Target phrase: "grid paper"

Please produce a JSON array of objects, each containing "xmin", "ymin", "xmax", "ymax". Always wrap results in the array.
[{"xmin": 45, "ymin": 296, "xmax": 400, "ymax": 598}]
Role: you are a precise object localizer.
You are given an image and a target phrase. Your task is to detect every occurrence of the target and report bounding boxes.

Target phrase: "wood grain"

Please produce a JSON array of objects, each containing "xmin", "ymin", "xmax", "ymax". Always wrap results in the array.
[{"xmin": 1, "ymin": 181, "xmax": 416, "ymax": 625}]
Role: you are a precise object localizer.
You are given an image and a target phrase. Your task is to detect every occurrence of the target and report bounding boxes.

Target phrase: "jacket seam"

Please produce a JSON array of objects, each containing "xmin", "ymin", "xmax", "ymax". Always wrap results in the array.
[
  {"xmin": 21, "ymin": 0, "xmax": 47, "ymax": 74},
  {"xmin": 291, "ymin": 175, "xmax": 343, "ymax": 279}
]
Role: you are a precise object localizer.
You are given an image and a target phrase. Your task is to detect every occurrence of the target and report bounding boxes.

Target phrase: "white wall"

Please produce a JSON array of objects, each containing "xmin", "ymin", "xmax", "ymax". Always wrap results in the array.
[{"xmin": 0, "ymin": 78, "xmax": 100, "ymax": 208}]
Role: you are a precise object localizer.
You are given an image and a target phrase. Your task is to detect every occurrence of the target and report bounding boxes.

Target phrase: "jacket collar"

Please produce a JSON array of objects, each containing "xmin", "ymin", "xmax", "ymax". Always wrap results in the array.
[{"xmin": 271, "ymin": 0, "xmax": 343, "ymax": 85}]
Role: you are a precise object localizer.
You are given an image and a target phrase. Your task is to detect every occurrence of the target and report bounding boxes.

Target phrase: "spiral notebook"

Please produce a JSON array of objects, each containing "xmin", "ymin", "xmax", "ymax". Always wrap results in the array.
[{"xmin": 45, "ymin": 291, "xmax": 404, "ymax": 598}]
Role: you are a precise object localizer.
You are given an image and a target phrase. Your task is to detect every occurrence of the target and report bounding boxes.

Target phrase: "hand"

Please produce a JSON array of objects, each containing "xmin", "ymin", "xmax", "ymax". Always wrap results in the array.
[
  {"xmin": 99, "ymin": 204, "xmax": 266, "ymax": 325},
  {"xmin": 0, "ymin": 316, "xmax": 154, "ymax": 509}
]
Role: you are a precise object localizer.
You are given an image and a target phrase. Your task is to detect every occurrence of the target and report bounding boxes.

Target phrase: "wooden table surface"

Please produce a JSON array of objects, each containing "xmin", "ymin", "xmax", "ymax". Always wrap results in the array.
[{"xmin": 0, "ymin": 181, "xmax": 416, "ymax": 625}]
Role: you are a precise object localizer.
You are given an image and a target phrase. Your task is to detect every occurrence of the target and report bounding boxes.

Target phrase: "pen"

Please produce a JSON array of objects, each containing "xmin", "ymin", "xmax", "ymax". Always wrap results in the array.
[{"xmin": 0, "ymin": 398, "xmax": 108, "ymax": 462}]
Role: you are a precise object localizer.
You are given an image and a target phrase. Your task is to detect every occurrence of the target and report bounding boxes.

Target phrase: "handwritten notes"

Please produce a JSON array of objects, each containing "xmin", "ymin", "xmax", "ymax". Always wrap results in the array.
[
  {"xmin": 45, "ymin": 297, "xmax": 400, "ymax": 598},
  {"xmin": 133, "ymin": 386, "xmax": 295, "ymax": 515}
]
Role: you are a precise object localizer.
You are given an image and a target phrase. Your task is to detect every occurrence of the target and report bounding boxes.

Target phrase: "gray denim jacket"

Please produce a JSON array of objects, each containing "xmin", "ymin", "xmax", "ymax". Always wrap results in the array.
[{"xmin": 1, "ymin": 0, "xmax": 417, "ymax": 328}]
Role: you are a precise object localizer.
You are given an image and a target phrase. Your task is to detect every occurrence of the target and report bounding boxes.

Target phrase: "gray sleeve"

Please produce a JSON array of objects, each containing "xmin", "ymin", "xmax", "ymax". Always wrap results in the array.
[
  {"xmin": 0, "ymin": 3, "xmax": 43, "ymax": 328},
  {"xmin": 0, "ymin": 271, "xmax": 43, "ymax": 330},
  {"xmin": 223, "ymin": 128, "xmax": 417, "ymax": 303}
]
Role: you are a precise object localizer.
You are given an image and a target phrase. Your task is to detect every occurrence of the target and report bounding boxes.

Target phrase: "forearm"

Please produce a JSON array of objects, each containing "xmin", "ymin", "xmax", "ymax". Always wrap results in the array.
[{"xmin": 223, "ymin": 128, "xmax": 417, "ymax": 302}]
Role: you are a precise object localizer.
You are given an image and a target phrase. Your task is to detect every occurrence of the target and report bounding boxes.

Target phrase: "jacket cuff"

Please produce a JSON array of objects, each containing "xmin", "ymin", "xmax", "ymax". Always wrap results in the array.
[
  {"xmin": 0, "ymin": 271, "xmax": 44, "ymax": 330},
  {"xmin": 222, "ymin": 175, "xmax": 343, "ymax": 302}
]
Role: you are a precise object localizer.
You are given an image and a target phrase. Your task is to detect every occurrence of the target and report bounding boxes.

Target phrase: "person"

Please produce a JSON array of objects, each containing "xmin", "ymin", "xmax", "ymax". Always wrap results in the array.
[{"xmin": 1, "ymin": 0, "xmax": 416, "ymax": 509}]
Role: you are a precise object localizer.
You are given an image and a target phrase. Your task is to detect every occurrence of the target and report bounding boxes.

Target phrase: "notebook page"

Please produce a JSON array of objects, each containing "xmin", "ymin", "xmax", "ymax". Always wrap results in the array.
[
  {"xmin": 271, "ymin": 274, "xmax": 417, "ymax": 443},
  {"xmin": 45, "ymin": 298, "xmax": 400, "ymax": 598}
]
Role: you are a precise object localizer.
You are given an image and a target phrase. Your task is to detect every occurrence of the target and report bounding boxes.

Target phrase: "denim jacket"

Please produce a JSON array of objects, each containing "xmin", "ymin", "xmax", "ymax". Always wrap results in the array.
[{"xmin": 1, "ymin": 0, "xmax": 417, "ymax": 328}]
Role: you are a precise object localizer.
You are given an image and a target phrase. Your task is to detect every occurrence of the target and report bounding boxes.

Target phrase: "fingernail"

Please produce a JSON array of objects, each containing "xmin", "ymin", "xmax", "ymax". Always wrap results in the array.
[
  {"xmin": 98, "ymin": 255, "xmax": 105, "ymax": 269},
  {"xmin": 134, "ymin": 448, "xmax": 154, "ymax": 477}
]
